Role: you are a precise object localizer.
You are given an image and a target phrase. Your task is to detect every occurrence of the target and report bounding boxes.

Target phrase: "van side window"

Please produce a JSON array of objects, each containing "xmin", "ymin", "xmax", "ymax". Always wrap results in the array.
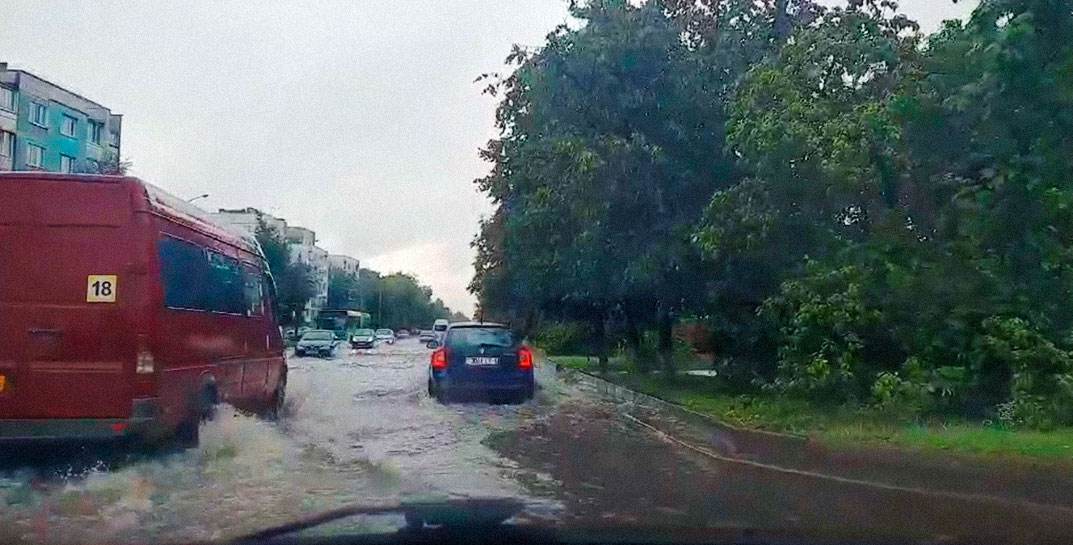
[
  {"xmin": 158, "ymin": 235, "xmax": 248, "ymax": 315},
  {"xmin": 206, "ymin": 251, "xmax": 245, "ymax": 314},
  {"xmin": 159, "ymin": 236, "xmax": 209, "ymax": 310},
  {"xmin": 243, "ymin": 267, "xmax": 264, "ymax": 317}
]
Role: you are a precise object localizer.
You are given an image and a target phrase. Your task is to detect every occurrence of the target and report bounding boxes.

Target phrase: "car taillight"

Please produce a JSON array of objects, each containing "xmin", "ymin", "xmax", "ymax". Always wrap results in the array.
[
  {"xmin": 518, "ymin": 346, "xmax": 533, "ymax": 370},
  {"xmin": 136, "ymin": 349, "xmax": 155, "ymax": 374},
  {"xmin": 431, "ymin": 347, "xmax": 448, "ymax": 370}
]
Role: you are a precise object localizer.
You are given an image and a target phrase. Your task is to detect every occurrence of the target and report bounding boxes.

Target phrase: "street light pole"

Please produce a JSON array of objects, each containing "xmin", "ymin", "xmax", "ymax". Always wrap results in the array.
[{"xmin": 186, "ymin": 193, "xmax": 209, "ymax": 204}]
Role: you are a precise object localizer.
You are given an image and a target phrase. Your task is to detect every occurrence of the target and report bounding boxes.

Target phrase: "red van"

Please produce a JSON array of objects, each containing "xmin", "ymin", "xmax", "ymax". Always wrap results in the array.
[{"xmin": 0, "ymin": 173, "xmax": 286, "ymax": 445}]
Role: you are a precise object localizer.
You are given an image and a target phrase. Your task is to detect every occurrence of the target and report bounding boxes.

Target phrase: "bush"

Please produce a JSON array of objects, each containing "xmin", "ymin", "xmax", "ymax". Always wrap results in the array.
[
  {"xmin": 533, "ymin": 321, "xmax": 592, "ymax": 356},
  {"xmin": 870, "ymin": 370, "xmax": 932, "ymax": 417},
  {"xmin": 760, "ymin": 264, "xmax": 886, "ymax": 402},
  {"xmin": 971, "ymin": 317, "xmax": 1073, "ymax": 428}
]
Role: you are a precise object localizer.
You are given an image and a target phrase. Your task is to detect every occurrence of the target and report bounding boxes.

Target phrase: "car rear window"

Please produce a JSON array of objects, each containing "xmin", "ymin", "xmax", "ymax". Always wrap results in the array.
[
  {"xmin": 302, "ymin": 331, "xmax": 333, "ymax": 341},
  {"xmin": 445, "ymin": 328, "xmax": 517, "ymax": 349}
]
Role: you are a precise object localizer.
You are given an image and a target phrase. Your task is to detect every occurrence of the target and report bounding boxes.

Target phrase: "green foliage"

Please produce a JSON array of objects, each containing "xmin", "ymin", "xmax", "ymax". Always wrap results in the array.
[
  {"xmin": 355, "ymin": 268, "xmax": 460, "ymax": 330},
  {"xmin": 533, "ymin": 321, "xmax": 593, "ymax": 356},
  {"xmin": 473, "ymin": 0, "xmax": 1073, "ymax": 429},
  {"xmin": 761, "ymin": 264, "xmax": 885, "ymax": 401},
  {"xmin": 971, "ymin": 317, "xmax": 1073, "ymax": 429},
  {"xmin": 327, "ymin": 271, "xmax": 361, "ymax": 310},
  {"xmin": 471, "ymin": 0, "xmax": 807, "ymax": 367}
]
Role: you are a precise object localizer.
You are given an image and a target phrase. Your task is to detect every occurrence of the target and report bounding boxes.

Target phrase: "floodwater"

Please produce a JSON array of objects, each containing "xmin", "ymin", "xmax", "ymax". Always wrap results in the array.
[
  {"xmin": 0, "ymin": 341, "xmax": 561, "ymax": 543},
  {"xmin": 2, "ymin": 340, "xmax": 1073, "ymax": 544}
]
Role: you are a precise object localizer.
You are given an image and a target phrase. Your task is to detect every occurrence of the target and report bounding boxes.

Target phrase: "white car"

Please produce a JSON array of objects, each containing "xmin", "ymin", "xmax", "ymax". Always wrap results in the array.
[
  {"xmin": 433, "ymin": 319, "xmax": 449, "ymax": 342},
  {"xmin": 374, "ymin": 329, "xmax": 396, "ymax": 345}
]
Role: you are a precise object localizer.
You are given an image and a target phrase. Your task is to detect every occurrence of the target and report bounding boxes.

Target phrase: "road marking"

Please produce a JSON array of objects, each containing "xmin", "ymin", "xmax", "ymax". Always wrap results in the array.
[{"xmin": 621, "ymin": 412, "xmax": 1073, "ymax": 516}]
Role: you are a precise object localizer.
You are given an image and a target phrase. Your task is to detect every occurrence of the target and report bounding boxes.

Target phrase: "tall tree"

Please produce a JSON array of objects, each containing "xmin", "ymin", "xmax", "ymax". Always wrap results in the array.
[
  {"xmin": 472, "ymin": 0, "xmax": 818, "ymax": 373},
  {"xmin": 327, "ymin": 271, "xmax": 361, "ymax": 310},
  {"xmin": 255, "ymin": 218, "xmax": 315, "ymax": 326}
]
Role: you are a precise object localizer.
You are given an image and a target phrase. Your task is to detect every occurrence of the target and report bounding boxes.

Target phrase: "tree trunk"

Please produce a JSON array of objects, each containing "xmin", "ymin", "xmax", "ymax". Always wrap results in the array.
[
  {"xmin": 658, "ymin": 308, "xmax": 675, "ymax": 377},
  {"xmin": 592, "ymin": 314, "xmax": 609, "ymax": 374},
  {"xmin": 774, "ymin": 0, "xmax": 791, "ymax": 42},
  {"xmin": 624, "ymin": 309, "xmax": 646, "ymax": 373}
]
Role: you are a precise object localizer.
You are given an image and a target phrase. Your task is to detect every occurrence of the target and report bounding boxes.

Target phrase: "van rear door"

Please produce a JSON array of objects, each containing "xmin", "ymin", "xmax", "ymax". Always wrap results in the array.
[{"xmin": 0, "ymin": 175, "xmax": 143, "ymax": 419}]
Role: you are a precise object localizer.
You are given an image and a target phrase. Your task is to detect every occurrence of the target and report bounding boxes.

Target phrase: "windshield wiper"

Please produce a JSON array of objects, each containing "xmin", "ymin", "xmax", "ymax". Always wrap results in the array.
[{"xmin": 231, "ymin": 497, "xmax": 526, "ymax": 544}]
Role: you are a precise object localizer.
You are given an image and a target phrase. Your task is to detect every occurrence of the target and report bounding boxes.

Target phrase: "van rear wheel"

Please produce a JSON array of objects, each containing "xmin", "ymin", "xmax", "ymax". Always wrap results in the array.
[
  {"xmin": 268, "ymin": 373, "xmax": 287, "ymax": 421},
  {"xmin": 176, "ymin": 385, "xmax": 218, "ymax": 448}
]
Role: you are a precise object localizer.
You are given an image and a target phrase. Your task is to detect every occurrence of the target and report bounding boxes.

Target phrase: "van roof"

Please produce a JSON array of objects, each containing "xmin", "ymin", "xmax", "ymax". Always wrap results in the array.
[
  {"xmin": 0, "ymin": 172, "xmax": 263, "ymax": 258},
  {"xmin": 142, "ymin": 181, "xmax": 262, "ymax": 257}
]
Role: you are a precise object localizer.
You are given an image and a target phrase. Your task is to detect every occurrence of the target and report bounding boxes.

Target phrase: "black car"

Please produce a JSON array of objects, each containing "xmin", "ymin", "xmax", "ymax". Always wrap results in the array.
[
  {"xmin": 427, "ymin": 322, "xmax": 534, "ymax": 403},
  {"xmin": 294, "ymin": 329, "xmax": 341, "ymax": 357}
]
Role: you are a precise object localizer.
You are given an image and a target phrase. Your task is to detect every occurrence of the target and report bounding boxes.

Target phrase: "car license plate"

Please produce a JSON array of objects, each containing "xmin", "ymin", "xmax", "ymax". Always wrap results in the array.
[{"xmin": 466, "ymin": 357, "xmax": 499, "ymax": 367}]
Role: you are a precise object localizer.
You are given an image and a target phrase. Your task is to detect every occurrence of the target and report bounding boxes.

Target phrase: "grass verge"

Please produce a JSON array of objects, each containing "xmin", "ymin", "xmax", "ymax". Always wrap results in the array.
[{"xmin": 549, "ymin": 355, "xmax": 1073, "ymax": 464}]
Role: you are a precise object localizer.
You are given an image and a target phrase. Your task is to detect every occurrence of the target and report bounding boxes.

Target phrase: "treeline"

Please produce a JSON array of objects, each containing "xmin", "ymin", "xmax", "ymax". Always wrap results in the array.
[
  {"xmin": 470, "ymin": 0, "xmax": 1073, "ymax": 427},
  {"xmin": 328, "ymin": 268, "xmax": 468, "ymax": 330}
]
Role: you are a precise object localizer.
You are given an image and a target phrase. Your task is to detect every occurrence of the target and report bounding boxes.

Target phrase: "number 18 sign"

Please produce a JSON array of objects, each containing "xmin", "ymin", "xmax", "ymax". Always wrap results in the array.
[{"xmin": 86, "ymin": 275, "xmax": 118, "ymax": 303}]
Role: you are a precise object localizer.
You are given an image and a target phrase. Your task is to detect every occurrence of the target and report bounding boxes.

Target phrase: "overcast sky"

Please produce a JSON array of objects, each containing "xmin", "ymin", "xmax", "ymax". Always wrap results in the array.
[{"xmin": 0, "ymin": 0, "xmax": 977, "ymax": 315}]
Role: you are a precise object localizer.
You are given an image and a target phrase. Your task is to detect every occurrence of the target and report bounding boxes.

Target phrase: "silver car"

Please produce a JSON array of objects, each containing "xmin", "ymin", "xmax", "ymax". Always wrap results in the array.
[{"xmin": 374, "ymin": 329, "xmax": 396, "ymax": 345}]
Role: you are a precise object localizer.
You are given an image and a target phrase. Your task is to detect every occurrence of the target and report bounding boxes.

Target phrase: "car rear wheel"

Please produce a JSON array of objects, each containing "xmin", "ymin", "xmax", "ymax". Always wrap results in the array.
[
  {"xmin": 508, "ymin": 387, "xmax": 534, "ymax": 405},
  {"xmin": 429, "ymin": 381, "xmax": 448, "ymax": 404}
]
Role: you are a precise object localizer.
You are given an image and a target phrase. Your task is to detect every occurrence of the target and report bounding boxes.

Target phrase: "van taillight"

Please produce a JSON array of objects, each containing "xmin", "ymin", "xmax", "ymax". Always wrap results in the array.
[
  {"xmin": 431, "ymin": 348, "xmax": 448, "ymax": 370},
  {"xmin": 518, "ymin": 346, "xmax": 533, "ymax": 370},
  {"xmin": 136, "ymin": 349, "xmax": 155, "ymax": 374}
]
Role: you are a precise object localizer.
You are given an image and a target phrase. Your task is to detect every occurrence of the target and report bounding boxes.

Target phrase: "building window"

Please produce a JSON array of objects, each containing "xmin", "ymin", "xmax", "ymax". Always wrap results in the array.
[
  {"xmin": 26, "ymin": 143, "xmax": 44, "ymax": 168},
  {"xmin": 0, "ymin": 87, "xmax": 14, "ymax": 112},
  {"xmin": 109, "ymin": 131, "xmax": 119, "ymax": 146},
  {"xmin": 60, "ymin": 115, "xmax": 77, "ymax": 137},
  {"xmin": 0, "ymin": 131, "xmax": 13, "ymax": 157},
  {"xmin": 88, "ymin": 121, "xmax": 103, "ymax": 144},
  {"xmin": 29, "ymin": 102, "xmax": 47, "ymax": 127},
  {"xmin": 60, "ymin": 154, "xmax": 74, "ymax": 173}
]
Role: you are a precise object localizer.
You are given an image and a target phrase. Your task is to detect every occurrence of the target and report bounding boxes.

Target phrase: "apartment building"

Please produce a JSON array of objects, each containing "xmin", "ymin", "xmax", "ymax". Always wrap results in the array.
[
  {"xmin": 0, "ymin": 63, "xmax": 122, "ymax": 172},
  {"xmin": 328, "ymin": 254, "xmax": 360, "ymax": 278}
]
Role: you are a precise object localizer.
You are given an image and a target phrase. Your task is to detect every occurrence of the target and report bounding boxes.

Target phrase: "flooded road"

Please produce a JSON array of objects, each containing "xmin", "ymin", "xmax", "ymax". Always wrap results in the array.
[
  {"xmin": 2, "ymin": 340, "xmax": 1072, "ymax": 544},
  {"xmin": 0, "ymin": 340, "xmax": 561, "ymax": 543}
]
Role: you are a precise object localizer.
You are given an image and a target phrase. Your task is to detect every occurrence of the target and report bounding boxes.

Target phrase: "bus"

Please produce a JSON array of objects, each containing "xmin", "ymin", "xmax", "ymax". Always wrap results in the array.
[
  {"xmin": 0, "ymin": 173, "xmax": 287, "ymax": 445},
  {"xmin": 316, "ymin": 309, "xmax": 372, "ymax": 340}
]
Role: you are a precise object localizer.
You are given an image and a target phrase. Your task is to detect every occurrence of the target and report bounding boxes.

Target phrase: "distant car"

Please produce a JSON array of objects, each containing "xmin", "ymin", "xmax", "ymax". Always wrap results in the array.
[
  {"xmin": 295, "ymin": 329, "xmax": 340, "ymax": 357},
  {"xmin": 396, "ymin": 329, "xmax": 410, "ymax": 339},
  {"xmin": 427, "ymin": 322, "xmax": 534, "ymax": 404},
  {"xmin": 433, "ymin": 319, "xmax": 449, "ymax": 341},
  {"xmin": 375, "ymin": 329, "xmax": 396, "ymax": 345},
  {"xmin": 350, "ymin": 328, "xmax": 377, "ymax": 349},
  {"xmin": 418, "ymin": 330, "xmax": 436, "ymax": 343}
]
